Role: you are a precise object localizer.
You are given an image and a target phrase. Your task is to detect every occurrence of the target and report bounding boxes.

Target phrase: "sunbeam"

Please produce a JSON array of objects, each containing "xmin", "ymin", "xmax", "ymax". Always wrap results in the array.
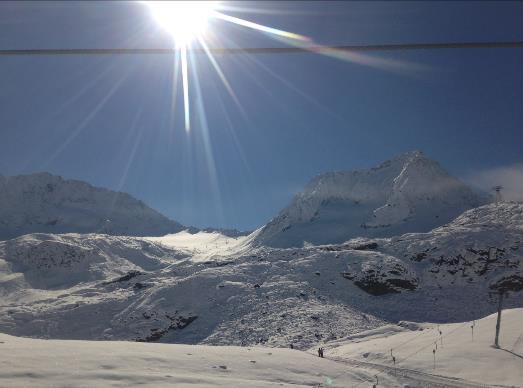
[
  {"xmin": 170, "ymin": 50, "xmax": 180, "ymax": 123},
  {"xmin": 181, "ymin": 45, "xmax": 191, "ymax": 132},
  {"xmin": 197, "ymin": 37, "xmax": 249, "ymax": 122},
  {"xmin": 212, "ymin": 11, "xmax": 310, "ymax": 42},
  {"xmin": 42, "ymin": 62, "xmax": 135, "ymax": 169},
  {"xmin": 105, "ymin": 106, "xmax": 145, "ymax": 227}
]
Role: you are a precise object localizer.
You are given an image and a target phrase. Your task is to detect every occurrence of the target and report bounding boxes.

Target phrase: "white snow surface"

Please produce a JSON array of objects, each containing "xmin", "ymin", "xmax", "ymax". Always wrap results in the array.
[
  {"xmin": 324, "ymin": 308, "xmax": 523, "ymax": 388},
  {"xmin": 254, "ymin": 151, "xmax": 487, "ymax": 247},
  {"xmin": 0, "ymin": 334, "xmax": 371, "ymax": 387},
  {"xmin": 0, "ymin": 172, "xmax": 185, "ymax": 240}
]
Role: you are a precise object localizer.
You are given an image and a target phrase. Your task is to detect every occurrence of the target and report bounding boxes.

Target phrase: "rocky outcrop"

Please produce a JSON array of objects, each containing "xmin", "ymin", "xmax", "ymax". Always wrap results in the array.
[{"xmin": 342, "ymin": 253, "xmax": 418, "ymax": 296}]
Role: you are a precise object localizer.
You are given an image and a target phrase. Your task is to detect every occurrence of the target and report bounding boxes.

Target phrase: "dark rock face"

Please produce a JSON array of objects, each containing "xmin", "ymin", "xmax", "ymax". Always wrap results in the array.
[
  {"xmin": 112, "ymin": 270, "xmax": 143, "ymax": 283},
  {"xmin": 136, "ymin": 314, "xmax": 198, "ymax": 342},
  {"xmin": 343, "ymin": 257, "xmax": 418, "ymax": 296},
  {"xmin": 387, "ymin": 278, "xmax": 418, "ymax": 291},
  {"xmin": 353, "ymin": 276, "xmax": 418, "ymax": 296},
  {"xmin": 352, "ymin": 242, "xmax": 379, "ymax": 251},
  {"xmin": 490, "ymin": 274, "xmax": 523, "ymax": 293},
  {"xmin": 133, "ymin": 282, "xmax": 151, "ymax": 291},
  {"xmin": 319, "ymin": 241, "xmax": 379, "ymax": 252}
]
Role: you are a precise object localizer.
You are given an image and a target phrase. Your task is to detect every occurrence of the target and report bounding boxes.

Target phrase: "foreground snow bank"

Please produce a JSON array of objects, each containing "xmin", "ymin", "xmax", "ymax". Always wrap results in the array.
[
  {"xmin": 0, "ymin": 334, "xmax": 373, "ymax": 388},
  {"xmin": 325, "ymin": 308, "xmax": 523, "ymax": 387}
]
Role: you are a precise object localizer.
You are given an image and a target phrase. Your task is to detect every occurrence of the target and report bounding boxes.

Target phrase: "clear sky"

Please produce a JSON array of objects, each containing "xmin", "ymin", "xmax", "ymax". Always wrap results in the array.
[{"xmin": 1, "ymin": 1, "xmax": 522, "ymax": 230}]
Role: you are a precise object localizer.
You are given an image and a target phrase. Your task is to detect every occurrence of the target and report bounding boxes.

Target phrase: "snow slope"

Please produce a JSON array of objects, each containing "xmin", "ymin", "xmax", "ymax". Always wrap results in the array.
[
  {"xmin": 0, "ymin": 334, "xmax": 379, "ymax": 388},
  {"xmin": 0, "ymin": 173, "xmax": 185, "ymax": 240},
  {"xmin": 0, "ymin": 203, "xmax": 521, "ymax": 349},
  {"xmin": 324, "ymin": 308, "xmax": 523, "ymax": 388},
  {"xmin": 253, "ymin": 151, "xmax": 487, "ymax": 248}
]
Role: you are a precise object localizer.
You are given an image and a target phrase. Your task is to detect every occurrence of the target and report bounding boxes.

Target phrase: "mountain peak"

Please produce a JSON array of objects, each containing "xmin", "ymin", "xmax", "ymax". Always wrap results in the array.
[{"xmin": 253, "ymin": 152, "xmax": 487, "ymax": 247}]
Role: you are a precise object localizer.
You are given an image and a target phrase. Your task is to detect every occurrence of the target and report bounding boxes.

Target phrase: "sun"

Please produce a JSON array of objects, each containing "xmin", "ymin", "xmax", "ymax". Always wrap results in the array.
[{"xmin": 145, "ymin": 1, "xmax": 218, "ymax": 46}]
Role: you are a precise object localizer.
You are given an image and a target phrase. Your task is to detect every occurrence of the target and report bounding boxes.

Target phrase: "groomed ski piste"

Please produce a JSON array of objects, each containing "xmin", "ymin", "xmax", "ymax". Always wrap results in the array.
[
  {"xmin": 323, "ymin": 308, "xmax": 523, "ymax": 388},
  {"xmin": 0, "ymin": 308, "xmax": 521, "ymax": 387}
]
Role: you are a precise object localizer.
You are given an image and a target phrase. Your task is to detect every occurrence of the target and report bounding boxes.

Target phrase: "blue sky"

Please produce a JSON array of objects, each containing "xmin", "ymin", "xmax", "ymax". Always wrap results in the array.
[{"xmin": 0, "ymin": 1, "xmax": 522, "ymax": 230}]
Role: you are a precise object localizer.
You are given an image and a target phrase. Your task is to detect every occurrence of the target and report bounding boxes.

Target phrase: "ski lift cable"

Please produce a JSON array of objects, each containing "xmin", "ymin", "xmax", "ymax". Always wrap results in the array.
[
  {"xmin": 395, "ymin": 321, "xmax": 470, "ymax": 365},
  {"xmin": 391, "ymin": 325, "xmax": 437, "ymax": 352},
  {"xmin": 0, "ymin": 40, "xmax": 522, "ymax": 56}
]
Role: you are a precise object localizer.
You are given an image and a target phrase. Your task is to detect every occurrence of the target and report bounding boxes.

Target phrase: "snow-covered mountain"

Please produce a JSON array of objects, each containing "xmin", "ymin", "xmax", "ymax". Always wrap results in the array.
[
  {"xmin": 0, "ymin": 172, "xmax": 185, "ymax": 240},
  {"xmin": 0, "ymin": 202, "xmax": 520, "ymax": 348},
  {"xmin": 253, "ymin": 151, "xmax": 488, "ymax": 248}
]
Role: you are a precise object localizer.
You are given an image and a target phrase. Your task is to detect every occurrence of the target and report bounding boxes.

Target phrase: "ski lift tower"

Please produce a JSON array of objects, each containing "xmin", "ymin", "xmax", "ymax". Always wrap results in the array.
[{"xmin": 492, "ymin": 185, "xmax": 503, "ymax": 203}]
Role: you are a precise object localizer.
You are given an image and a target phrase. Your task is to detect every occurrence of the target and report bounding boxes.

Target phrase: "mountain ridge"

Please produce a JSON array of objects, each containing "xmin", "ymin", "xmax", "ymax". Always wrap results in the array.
[{"xmin": 0, "ymin": 172, "xmax": 186, "ymax": 240}]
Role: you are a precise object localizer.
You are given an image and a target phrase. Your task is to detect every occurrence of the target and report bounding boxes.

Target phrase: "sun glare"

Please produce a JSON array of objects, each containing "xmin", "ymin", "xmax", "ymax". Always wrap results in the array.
[
  {"xmin": 144, "ymin": 1, "xmax": 399, "ymax": 135},
  {"xmin": 146, "ymin": 1, "xmax": 218, "ymax": 46}
]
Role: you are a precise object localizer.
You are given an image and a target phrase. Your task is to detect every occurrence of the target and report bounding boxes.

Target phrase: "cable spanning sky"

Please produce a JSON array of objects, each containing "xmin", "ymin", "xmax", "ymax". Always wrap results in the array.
[{"xmin": 0, "ymin": 1, "xmax": 522, "ymax": 230}]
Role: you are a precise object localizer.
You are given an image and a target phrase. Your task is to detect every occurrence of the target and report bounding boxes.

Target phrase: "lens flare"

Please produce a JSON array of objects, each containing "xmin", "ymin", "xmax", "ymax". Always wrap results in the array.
[{"xmin": 144, "ymin": 1, "xmax": 419, "ymax": 136}]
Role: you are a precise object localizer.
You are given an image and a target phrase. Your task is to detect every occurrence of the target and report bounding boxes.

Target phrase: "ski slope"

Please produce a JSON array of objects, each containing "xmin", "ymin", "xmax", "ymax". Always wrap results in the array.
[{"xmin": 324, "ymin": 308, "xmax": 523, "ymax": 387}]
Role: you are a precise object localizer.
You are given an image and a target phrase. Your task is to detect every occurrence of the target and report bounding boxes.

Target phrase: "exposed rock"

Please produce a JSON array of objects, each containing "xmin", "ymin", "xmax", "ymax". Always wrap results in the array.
[
  {"xmin": 136, "ymin": 315, "xmax": 198, "ymax": 342},
  {"xmin": 490, "ymin": 274, "xmax": 523, "ymax": 293},
  {"xmin": 344, "ymin": 254, "xmax": 418, "ymax": 296}
]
